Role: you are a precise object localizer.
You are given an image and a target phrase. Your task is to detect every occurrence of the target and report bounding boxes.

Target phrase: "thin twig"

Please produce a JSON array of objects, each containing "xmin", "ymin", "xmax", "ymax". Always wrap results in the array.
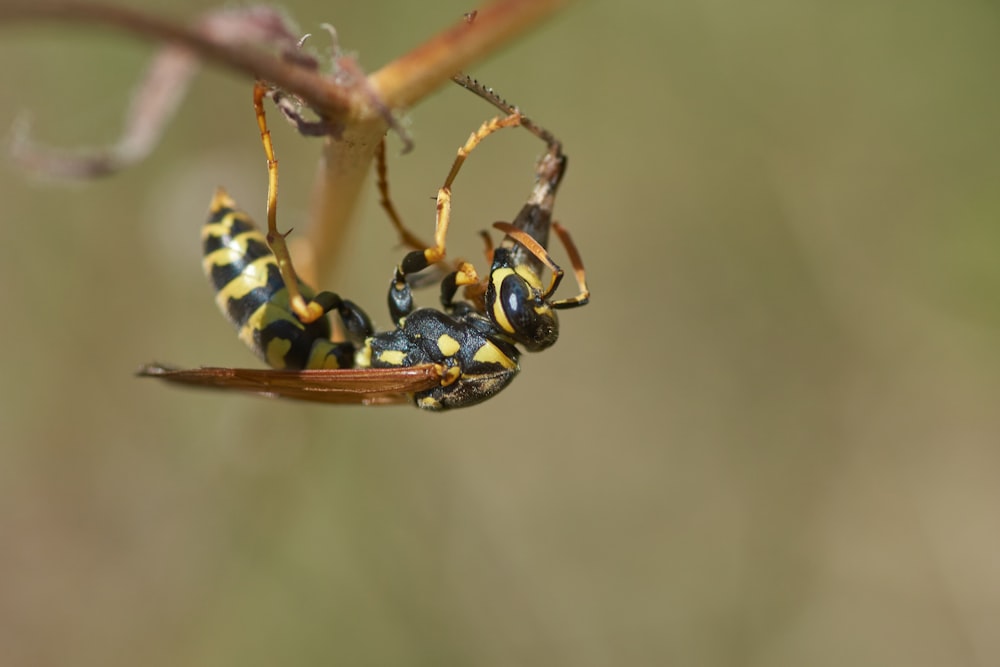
[
  {"xmin": 0, "ymin": 0, "xmax": 575, "ymax": 283},
  {"xmin": 0, "ymin": 1, "xmax": 362, "ymax": 121},
  {"xmin": 371, "ymin": 0, "xmax": 571, "ymax": 109}
]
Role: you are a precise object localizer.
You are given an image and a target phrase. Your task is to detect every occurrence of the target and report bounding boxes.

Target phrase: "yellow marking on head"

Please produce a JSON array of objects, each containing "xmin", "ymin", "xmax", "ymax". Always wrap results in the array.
[
  {"xmin": 514, "ymin": 264, "xmax": 545, "ymax": 291},
  {"xmin": 493, "ymin": 267, "xmax": 515, "ymax": 282},
  {"xmin": 472, "ymin": 340, "xmax": 517, "ymax": 370},
  {"xmin": 436, "ymin": 333, "xmax": 461, "ymax": 357},
  {"xmin": 490, "ymin": 268, "xmax": 516, "ymax": 334},
  {"xmin": 378, "ymin": 349, "xmax": 407, "ymax": 366}
]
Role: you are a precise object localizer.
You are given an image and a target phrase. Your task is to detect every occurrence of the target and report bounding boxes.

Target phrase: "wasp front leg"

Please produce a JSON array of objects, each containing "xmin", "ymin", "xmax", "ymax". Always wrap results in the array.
[{"xmin": 438, "ymin": 262, "xmax": 482, "ymax": 312}]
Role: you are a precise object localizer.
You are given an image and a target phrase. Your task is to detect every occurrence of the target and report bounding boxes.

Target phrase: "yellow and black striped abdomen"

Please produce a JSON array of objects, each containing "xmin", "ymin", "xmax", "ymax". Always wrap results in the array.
[{"xmin": 202, "ymin": 189, "xmax": 349, "ymax": 370}]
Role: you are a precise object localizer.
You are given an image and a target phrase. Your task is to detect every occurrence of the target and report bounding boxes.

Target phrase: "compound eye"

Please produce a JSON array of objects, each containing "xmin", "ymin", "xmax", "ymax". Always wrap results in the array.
[{"xmin": 499, "ymin": 275, "xmax": 558, "ymax": 351}]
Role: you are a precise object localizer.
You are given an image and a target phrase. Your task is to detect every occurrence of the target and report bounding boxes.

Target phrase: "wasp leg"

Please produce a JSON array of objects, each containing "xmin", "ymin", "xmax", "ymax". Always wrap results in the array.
[
  {"xmin": 253, "ymin": 81, "xmax": 328, "ymax": 325},
  {"xmin": 312, "ymin": 291, "xmax": 375, "ymax": 343},
  {"xmin": 375, "ymin": 138, "xmax": 430, "ymax": 251},
  {"xmin": 452, "ymin": 230, "xmax": 495, "ymax": 310},
  {"xmin": 378, "ymin": 140, "xmax": 486, "ymax": 296},
  {"xmin": 439, "ymin": 262, "xmax": 481, "ymax": 311},
  {"xmin": 397, "ymin": 113, "xmax": 523, "ymax": 281},
  {"xmin": 387, "ymin": 260, "xmax": 478, "ymax": 324},
  {"xmin": 387, "ymin": 267, "xmax": 414, "ymax": 325}
]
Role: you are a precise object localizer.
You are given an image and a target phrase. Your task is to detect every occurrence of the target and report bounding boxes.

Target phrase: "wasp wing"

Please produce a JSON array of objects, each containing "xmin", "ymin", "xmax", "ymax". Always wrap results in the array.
[{"xmin": 137, "ymin": 364, "xmax": 443, "ymax": 406}]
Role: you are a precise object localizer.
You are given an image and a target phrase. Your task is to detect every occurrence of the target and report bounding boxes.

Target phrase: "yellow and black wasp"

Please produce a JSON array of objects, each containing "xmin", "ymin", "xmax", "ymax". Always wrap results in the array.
[{"xmin": 140, "ymin": 77, "xmax": 589, "ymax": 410}]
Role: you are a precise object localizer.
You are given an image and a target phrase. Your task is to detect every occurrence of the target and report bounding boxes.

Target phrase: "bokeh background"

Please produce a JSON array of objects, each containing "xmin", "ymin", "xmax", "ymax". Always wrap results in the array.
[{"xmin": 3, "ymin": 1, "xmax": 1000, "ymax": 665}]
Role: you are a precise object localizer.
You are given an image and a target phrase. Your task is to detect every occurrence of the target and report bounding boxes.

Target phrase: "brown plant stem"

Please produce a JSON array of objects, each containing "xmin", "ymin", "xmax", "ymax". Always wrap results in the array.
[
  {"xmin": 370, "ymin": 0, "xmax": 570, "ymax": 109},
  {"xmin": 0, "ymin": 0, "xmax": 574, "ymax": 283},
  {"xmin": 301, "ymin": 0, "xmax": 572, "ymax": 283},
  {"xmin": 0, "ymin": 1, "xmax": 360, "ymax": 121}
]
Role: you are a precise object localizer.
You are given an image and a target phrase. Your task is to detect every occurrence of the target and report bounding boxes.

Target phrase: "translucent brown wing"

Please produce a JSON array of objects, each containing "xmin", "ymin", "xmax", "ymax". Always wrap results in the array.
[{"xmin": 137, "ymin": 364, "xmax": 443, "ymax": 406}]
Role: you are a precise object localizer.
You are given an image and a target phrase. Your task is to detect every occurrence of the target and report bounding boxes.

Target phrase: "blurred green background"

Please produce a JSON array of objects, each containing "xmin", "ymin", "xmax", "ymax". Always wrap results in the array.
[{"xmin": 3, "ymin": 1, "xmax": 1000, "ymax": 665}]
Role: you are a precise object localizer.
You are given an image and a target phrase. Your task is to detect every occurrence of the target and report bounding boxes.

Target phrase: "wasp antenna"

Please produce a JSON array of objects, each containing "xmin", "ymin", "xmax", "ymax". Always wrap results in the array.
[
  {"xmin": 548, "ymin": 222, "xmax": 590, "ymax": 309},
  {"xmin": 492, "ymin": 221, "xmax": 565, "ymax": 299}
]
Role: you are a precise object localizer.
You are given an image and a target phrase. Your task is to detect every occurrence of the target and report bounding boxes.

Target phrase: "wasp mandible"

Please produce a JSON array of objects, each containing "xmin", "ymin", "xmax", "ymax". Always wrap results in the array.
[{"xmin": 141, "ymin": 77, "xmax": 589, "ymax": 410}]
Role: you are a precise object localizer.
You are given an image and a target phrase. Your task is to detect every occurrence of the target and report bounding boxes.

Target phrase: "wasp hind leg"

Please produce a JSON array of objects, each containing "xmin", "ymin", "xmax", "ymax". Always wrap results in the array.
[
  {"xmin": 295, "ymin": 291, "xmax": 375, "ymax": 370},
  {"xmin": 253, "ymin": 81, "xmax": 329, "ymax": 325},
  {"xmin": 309, "ymin": 291, "xmax": 375, "ymax": 343},
  {"xmin": 375, "ymin": 138, "xmax": 431, "ymax": 252}
]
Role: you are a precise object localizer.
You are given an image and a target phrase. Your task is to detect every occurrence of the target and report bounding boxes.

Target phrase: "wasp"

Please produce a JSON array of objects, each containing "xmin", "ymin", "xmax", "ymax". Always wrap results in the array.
[{"xmin": 140, "ymin": 77, "xmax": 589, "ymax": 410}]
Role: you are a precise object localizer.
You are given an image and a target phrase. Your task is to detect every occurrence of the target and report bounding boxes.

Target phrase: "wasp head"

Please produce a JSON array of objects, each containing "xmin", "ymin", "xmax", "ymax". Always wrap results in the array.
[{"xmin": 484, "ymin": 247, "xmax": 560, "ymax": 352}]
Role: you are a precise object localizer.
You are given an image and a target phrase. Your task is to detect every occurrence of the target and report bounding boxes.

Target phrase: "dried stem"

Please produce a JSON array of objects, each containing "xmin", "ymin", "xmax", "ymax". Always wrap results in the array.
[
  {"xmin": 0, "ymin": 1, "xmax": 361, "ymax": 121},
  {"xmin": 300, "ymin": 0, "xmax": 572, "ymax": 282},
  {"xmin": 371, "ymin": 0, "xmax": 571, "ymax": 109},
  {"xmin": 0, "ymin": 0, "xmax": 574, "ymax": 282}
]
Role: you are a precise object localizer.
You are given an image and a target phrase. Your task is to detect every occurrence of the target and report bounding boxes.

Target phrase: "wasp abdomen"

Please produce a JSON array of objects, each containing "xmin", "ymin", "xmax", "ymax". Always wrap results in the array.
[{"xmin": 201, "ymin": 189, "xmax": 351, "ymax": 370}]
